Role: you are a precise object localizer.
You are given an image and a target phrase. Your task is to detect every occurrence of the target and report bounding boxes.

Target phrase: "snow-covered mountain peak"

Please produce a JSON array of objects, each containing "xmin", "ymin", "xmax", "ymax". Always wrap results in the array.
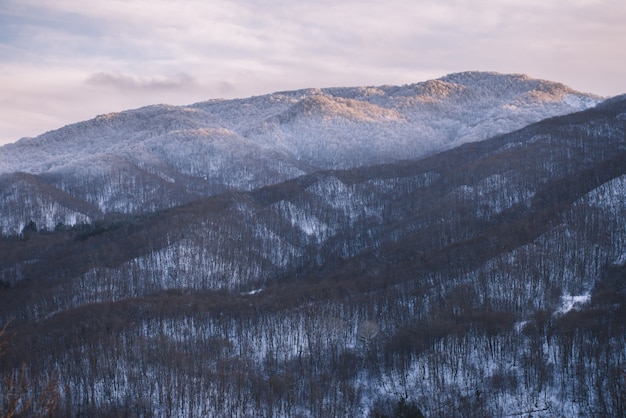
[
  {"xmin": 437, "ymin": 71, "xmax": 599, "ymax": 103},
  {"xmin": 278, "ymin": 95, "xmax": 404, "ymax": 123},
  {"xmin": 438, "ymin": 71, "xmax": 533, "ymax": 88},
  {"xmin": 271, "ymin": 87, "xmax": 325, "ymax": 99},
  {"xmin": 412, "ymin": 79, "xmax": 467, "ymax": 102},
  {"xmin": 0, "ymin": 71, "xmax": 606, "ymax": 233}
]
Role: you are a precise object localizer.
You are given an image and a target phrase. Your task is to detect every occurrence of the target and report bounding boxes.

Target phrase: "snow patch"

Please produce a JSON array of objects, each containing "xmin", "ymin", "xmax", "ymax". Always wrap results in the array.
[
  {"xmin": 612, "ymin": 253, "xmax": 626, "ymax": 266},
  {"xmin": 562, "ymin": 94, "xmax": 599, "ymax": 109},
  {"xmin": 555, "ymin": 293, "xmax": 590, "ymax": 315},
  {"xmin": 242, "ymin": 288, "xmax": 263, "ymax": 296},
  {"xmin": 514, "ymin": 320, "xmax": 529, "ymax": 332}
]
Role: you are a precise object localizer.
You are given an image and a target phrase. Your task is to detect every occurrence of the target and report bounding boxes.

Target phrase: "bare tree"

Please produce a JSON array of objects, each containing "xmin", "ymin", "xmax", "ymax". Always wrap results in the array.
[
  {"xmin": 1, "ymin": 323, "xmax": 60, "ymax": 418},
  {"xmin": 357, "ymin": 320, "xmax": 380, "ymax": 344}
]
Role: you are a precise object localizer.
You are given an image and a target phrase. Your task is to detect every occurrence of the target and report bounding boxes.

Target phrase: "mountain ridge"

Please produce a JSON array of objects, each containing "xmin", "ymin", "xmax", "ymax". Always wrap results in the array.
[
  {"xmin": 0, "ymin": 59, "xmax": 622, "ymax": 414},
  {"xmin": 0, "ymin": 72, "xmax": 604, "ymax": 235},
  {"xmin": 1, "ymin": 94, "xmax": 625, "ymax": 417},
  {"xmin": 1, "ymin": 72, "xmax": 600, "ymax": 172}
]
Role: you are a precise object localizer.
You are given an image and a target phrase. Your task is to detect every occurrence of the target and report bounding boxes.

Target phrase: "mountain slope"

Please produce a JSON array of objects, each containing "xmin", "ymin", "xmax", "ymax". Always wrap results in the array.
[
  {"xmin": 0, "ymin": 72, "xmax": 600, "ymax": 235},
  {"xmin": 0, "ymin": 94, "xmax": 624, "ymax": 417}
]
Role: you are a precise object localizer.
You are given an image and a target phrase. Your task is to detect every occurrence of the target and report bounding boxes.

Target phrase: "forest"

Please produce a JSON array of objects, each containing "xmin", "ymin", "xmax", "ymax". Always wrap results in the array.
[{"xmin": 1, "ymin": 96, "xmax": 626, "ymax": 416}]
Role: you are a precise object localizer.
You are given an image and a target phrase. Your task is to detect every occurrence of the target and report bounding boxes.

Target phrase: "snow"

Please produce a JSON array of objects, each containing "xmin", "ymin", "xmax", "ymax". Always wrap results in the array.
[
  {"xmin": 0, "ymin": 72, "xmax": 603, "ymax": 235},
  {"xmin": 582, "ymin": 174, "xmax": 626, "ymax": 210},
  {"xmin": 242, "ymin": 288, "xmax": 263, "ymax": 296},
  {"xmin": 612, "ymin": 253, "xmax": 626, "ymax": 266},
  {"xmin": 563, "ymin": 93, "xmax": 599, "ymax": 109},
  {"xmin": 0, "ymin": 72, "xmax": 600, "ymax": 178},
  {"xmin": 554, "ymin": 293, "xmax": 591, "ymax": 315},
  {"xmin": 0, "ymin": 73, "xmax": 623, "ymax": 417}
]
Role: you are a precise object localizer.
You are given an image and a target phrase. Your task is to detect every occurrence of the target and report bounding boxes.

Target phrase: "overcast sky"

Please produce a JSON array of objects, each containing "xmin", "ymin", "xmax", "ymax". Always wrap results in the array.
[{"xmin": 1, "ymin": 0, "xmax": 625, "ymax": 145}]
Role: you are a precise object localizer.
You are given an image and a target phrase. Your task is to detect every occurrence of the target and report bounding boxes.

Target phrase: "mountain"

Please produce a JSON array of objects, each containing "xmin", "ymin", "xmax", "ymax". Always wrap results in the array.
[
  {"xmin": 0, "ymin": 72, "xmax": 600, "ymax": 235},
  {"xmin": 0, "ymin": 91, "xmax": 625, "ymax": 417}
]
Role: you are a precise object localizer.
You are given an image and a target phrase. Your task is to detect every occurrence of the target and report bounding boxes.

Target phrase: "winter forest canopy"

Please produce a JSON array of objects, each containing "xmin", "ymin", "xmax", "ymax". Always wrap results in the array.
[{"xmin": 0, "ymin": 73, "xmax": 625, "ymax": 417}]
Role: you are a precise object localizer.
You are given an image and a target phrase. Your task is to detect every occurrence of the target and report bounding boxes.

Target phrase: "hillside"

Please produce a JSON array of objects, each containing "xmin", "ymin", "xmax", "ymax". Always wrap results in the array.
[
  {"xmin": 0, "ymin": 94, "xmax": 624, "ymax": 417},
  {"xmin": 0, "ymin": 72, "xmax": 600, "ymax": 235}
]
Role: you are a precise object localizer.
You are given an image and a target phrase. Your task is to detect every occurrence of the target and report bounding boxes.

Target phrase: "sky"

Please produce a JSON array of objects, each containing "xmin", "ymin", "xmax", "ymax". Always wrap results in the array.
[{"xmin": 1, "ymin": 0, "xmax": 625, "ymax": 145}]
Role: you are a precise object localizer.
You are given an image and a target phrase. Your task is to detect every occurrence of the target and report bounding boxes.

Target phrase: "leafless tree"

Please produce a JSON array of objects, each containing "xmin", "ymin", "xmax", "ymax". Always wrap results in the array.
[{"xmin": 1, "ymin": 323, "xmax": 60, "ymax": 418}]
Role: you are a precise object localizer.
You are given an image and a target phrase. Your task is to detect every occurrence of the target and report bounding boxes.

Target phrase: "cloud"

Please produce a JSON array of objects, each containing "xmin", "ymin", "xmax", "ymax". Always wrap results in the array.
[
  {"xmin": 1, "ymin": 0, "xmax": 626, "ymax": 145},
  {"xmin": 85, "ymin": 72, "xmax": 198, "ymax": 91},
  {"xmin": 5, "ymin": 0, "xmax": 626, "ymax": 83}
]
